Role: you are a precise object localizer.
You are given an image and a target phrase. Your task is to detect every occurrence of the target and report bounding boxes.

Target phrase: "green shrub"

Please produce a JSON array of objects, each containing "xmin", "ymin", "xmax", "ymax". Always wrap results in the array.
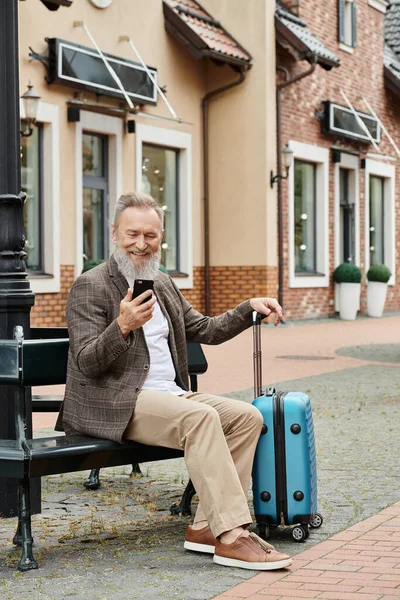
[
  {"xmin": 367, "ymin": 264, "xmax": 391, "ymax": 283},
  {"xmin": 333, "ymin": 263, "xmax": 362, "ymax": 284},
  {"xmin": 82, "ymin": 259, "xmax": 105, "ymax": 273}
]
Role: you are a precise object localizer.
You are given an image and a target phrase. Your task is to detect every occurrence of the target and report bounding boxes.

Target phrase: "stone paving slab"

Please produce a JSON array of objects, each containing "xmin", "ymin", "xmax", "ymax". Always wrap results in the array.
[{"xmin": 1, "ymin": 361, "xmax": 399, "ymax": 599}]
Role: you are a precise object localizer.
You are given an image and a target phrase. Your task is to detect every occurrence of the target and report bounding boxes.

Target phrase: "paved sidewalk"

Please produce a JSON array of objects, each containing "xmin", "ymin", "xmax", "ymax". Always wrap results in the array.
[
  {"xmin": 213, "ymin": 503, "xmax": 400, "ymax": 599},
  {"xmin": 1, "ymin": 313, "xmax": 399, "ymax": 599}
]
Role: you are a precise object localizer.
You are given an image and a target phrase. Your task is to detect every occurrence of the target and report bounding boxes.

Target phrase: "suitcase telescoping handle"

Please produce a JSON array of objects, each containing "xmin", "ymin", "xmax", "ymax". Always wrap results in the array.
[
  {"xmin": 252, "ymin": 311, "xmax": 276, "ymax": 399},
  {"xmin": 252, "ymin": 311, "xmax": 263, "ymax": 398}
]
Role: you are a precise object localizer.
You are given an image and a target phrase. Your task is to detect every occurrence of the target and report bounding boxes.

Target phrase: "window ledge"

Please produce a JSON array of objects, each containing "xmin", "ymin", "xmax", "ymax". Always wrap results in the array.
[
  {"xmin": 339, "ymin": 42, "xmax": 354, "ymax": 54},
  {"xmin": 28, "ymin": 273, "xmax": 54, "ymax": 279},
  {"xmin": 294, "ymin": 271, "xmax": 325, "ymax": 277},
  {"xmin": 368, "ymin": 0, "xmax": 389, "ymax": 13},
  {"xmin": 168, "ymin": 271, "xmax": 189, "ymax": 278}
]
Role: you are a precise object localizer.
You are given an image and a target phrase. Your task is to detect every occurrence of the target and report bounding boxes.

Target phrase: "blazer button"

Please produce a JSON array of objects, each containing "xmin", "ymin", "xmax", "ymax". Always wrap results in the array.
[
  {"xmin": 143, "ymin": 364, "xmax": 149, "ymax": 371},
  {"xmin": 134, "ymin": 387, "xmax": 140, "ymax": 393}
]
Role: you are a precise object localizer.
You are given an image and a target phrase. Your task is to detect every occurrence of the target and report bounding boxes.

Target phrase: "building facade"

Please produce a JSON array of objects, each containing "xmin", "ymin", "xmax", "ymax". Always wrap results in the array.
[
  {"xmin": 19, "ymin": 0, "xmax": 277, "ymax": 326},
  {"xmin": 18, "ymin": 0, "xmax": 400, "ymax": 325},
  {"xmin": 276, "ymin": 0, "xmax": 400, "ymax": 319}
]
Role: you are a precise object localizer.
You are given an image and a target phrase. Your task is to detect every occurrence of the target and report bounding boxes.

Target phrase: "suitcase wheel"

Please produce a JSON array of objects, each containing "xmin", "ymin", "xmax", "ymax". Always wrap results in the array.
[
  {"xmin": 256, "ymin": 523, "xmax": 270, "ymax": 541},
  {"xmin": 309, "ymin": 513, "xmax": 323, "ymax": 529},
  {"xmin": 292, "ymin": 525, "xmax": 309, "ymax": 542}
]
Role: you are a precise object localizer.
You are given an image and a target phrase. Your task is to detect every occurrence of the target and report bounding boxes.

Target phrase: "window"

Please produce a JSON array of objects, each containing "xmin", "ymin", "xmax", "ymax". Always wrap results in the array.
[
  {"xmin": 135, "ymin": 123, "xmax": 193, "ymax": 289},
  {"xmin": 21, "ymin": 122, "xmax": 43, "ymax": 272},
  {"xmin": 82, "ymin": 133, "xmax": 109, "ymax": 263},
  {"xmin": 364, "ymin": 159, "xmax": 395, "ymax": 284},
  {"xmin": 288, "ymin": 142, "xmax": 329, "ymax": 289},
  {"xmin": 142, "ymin": 144, "xmax": 179, "ymax": 272},
  {"xmin": 294, "ymin": 160, "xmax": 316, "ymax": 274},
  {"xmin": 369, "ymin": 175, "xmax": 384, "ymax": 265},
  {"xmin": 338, "ymin": 0, "xmax": 357, "ymax": 49},
  {"xmin": 339, "ymin": 168, "xmax": 356, "ymax": 263}
]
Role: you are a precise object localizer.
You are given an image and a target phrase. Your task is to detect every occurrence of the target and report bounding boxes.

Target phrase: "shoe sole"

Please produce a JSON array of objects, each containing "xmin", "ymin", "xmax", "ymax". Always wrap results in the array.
[
  {"xmin": 213, "ymin": 555, "xmax": 292, "ymax": 570},
  {"xmin": 184, "ymin": 541, "xmax": 215, "ymax": 554}
]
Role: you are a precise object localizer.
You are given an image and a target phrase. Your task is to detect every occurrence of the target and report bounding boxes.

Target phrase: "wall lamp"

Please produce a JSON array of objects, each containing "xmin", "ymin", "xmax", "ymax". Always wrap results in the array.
[
  {"xmin": 20, "ymin": 82, "xmax": 41, "ymax": 137},
  {"xmin": 270, "ymin": 143, "xmax": 294, "ymax": 188}
]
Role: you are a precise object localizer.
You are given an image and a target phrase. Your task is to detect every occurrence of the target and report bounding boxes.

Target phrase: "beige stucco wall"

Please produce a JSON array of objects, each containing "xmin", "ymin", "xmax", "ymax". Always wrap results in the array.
[
  {"xmin": 201, "ymin": 0, "xmax": 277, "ymax": 267},
  {"xmin": 19, "ymin": 0, "xmax": 276, "ymax": 273},
  {"xmin": 19, "ymin": 0, "xmax": 206, "ymax": 267}
]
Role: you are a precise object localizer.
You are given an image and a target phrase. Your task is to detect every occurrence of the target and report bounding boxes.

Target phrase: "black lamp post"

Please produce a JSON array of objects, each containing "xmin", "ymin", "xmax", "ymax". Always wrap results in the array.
[
  {"xmin": 0, "ymin": 0, "xmax": 37, "ymax": 517},
  {"xmin": 0, "ymin": 0, "xmax": 71, "ymax": 517}
]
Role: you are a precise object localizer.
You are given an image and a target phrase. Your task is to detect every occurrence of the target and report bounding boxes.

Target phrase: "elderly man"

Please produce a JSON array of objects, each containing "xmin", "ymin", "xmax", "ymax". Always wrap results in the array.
[{"xmin": 59, "ymin": 191, "xmax": 291, "ymax": 571}]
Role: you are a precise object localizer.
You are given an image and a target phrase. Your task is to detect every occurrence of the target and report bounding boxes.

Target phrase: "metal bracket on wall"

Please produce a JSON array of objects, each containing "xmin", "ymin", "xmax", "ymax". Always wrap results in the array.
[{"xmin": 28, "ymin": 47, "xmax": 50, "ymax": 81}]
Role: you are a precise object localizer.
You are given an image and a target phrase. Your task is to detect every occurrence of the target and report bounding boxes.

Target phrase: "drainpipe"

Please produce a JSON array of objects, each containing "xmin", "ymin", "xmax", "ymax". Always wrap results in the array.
[
  {"xmin": 202, "ymin": 68, "xmax": 247, "ymax": 315},
  {"xmin": 276, "ymin": 56, "xmax": 317, "ymax": 308}
]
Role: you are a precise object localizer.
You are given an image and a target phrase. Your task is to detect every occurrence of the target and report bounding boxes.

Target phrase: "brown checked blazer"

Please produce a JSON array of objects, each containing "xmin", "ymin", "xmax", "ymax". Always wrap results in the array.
[{"xmin": 58, "ymin": 256, "xmax": 253, "ymax": 442}]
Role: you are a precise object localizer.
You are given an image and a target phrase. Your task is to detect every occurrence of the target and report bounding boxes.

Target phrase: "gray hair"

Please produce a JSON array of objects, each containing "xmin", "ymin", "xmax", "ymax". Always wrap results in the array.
[{"xmin": 113, "ymin": 191, "xmax": 164, "ymax": 229}]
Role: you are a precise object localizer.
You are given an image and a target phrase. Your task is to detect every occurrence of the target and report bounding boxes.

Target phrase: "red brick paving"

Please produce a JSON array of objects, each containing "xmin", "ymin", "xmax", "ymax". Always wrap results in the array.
[{"xmin": 212, "ymin": 503, "xmax": 400, "ymax": 599}]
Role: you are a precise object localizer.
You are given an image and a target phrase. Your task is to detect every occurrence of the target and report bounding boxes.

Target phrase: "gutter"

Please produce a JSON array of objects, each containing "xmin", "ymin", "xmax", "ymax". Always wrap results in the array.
[
  {"xmin": 202, "ymin": 68, "xmax": 248, "ymax": 315},
  {"xmin": 276, "ymin": 56, "xmax": 317, "ymax": 309}
]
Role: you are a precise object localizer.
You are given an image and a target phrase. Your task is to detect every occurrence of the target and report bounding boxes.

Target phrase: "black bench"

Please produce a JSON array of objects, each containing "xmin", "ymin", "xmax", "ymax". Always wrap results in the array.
[{"xmin": 0, "ymin": 327, "xmax": 207, "ymax": 572}]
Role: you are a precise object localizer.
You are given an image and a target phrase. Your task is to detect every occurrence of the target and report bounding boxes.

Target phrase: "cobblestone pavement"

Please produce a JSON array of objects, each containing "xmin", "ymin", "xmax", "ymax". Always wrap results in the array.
[{"xmin": 0, "ymin": 332, "xmax": 399, "ymax": 599}]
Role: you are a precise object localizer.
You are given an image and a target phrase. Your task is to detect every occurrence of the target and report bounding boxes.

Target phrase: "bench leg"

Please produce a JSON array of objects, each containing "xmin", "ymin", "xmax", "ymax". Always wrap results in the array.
[
  {"xmin": 16, "ymin": 478, "xmax": 38, "ymax": 571},
  {"xmin": 131, "ymin": 463, "xmax": 142, "ymax": 476},
  {"xmin": 84, "ymin": 468, "xmax": 101, "ymax": 490},
  {"xmin": 170, "ymin": 479, "xmax": 196, "ymax": 516}
]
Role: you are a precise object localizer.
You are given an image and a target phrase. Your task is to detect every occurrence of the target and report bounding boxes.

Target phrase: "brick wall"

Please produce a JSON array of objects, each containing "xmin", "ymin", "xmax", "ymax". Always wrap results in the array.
[
  {"xmin": 30, "ymin": 265, "xmax": 74, "ymax": 327},
  {"xmin": 277, "ymin": 0, "xmax": 400, "ymax": 319},
  {"xmin": 208, "ymin": 265, "xmax": 278, "ymax": 316}
]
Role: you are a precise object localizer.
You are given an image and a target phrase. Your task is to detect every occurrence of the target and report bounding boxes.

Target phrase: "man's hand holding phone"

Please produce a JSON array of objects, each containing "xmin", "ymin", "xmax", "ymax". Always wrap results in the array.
[{"xmin": 117, "ymin": 280, "xmax": 155, "ymax": 338}]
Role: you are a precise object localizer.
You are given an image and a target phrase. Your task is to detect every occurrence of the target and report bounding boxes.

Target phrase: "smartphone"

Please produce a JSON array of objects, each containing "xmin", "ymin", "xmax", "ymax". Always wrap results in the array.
[{"xmin": 132, "ymin": 279, "xmax": 154, "ymax": 303}]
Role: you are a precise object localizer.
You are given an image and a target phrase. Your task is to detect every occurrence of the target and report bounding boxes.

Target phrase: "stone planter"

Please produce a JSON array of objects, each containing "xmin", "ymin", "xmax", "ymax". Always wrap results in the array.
[
  {"xmin": 367, "ymin": 281, "xmax": 388, "ymax": 318},
  {"xmin": 338, "ymin": 282, "xmax": 361, "ymax": 320}
]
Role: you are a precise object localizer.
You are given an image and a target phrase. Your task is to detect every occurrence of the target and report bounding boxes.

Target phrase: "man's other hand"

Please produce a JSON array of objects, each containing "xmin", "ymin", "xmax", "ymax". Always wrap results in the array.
[
  {"xmin": 117, "ymin": 288, "xmax": 156, "ymax": 338},
  {"xmin": 249, "ymin": 298, "xmax": 283, "ymax": 326}
]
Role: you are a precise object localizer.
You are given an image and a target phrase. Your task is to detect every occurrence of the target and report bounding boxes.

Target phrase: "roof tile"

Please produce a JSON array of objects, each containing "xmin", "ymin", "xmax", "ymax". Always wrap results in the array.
[
  {"xmin": 163, "ymin": 0, "xmax": 251, "ymax": 64},
  {"xmin": 276, "ymin": 1, "xmax": 340, "ymax": 69}
]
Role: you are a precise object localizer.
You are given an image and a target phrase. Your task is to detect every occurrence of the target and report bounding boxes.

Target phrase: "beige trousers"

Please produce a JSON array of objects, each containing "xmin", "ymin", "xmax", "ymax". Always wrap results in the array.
[{"xmin": 123, "ymin": 389, "xmax": 263, "ymax": 538}]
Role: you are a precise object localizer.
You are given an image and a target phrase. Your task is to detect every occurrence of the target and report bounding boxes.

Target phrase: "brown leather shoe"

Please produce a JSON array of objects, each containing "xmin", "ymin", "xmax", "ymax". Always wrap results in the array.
[
  {"xmin": 184, "ymin": 525, "xmax": 216, "ymax": 554},
  {"xmin": 213, "ymin": 532, "xmax": 292, "ymax": 570}
]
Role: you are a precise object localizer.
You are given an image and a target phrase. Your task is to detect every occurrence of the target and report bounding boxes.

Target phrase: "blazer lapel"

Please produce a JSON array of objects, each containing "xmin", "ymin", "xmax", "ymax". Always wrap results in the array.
[{"xmin": 108, "ymin": 255, "xmax": 129, "ymax": 299}]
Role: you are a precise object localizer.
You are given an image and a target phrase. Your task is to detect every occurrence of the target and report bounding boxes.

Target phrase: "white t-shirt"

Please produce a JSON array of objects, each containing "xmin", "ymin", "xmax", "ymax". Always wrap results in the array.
[{"xmin": 141, "ymin": 298, "xmax": 185, "ymax": 395}]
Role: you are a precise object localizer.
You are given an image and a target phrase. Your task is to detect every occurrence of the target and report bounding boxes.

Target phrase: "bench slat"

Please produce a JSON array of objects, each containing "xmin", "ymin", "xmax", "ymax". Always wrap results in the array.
[
  {"xmin": 0, "ymin": 440, "xmax": 26, "ymax": 477},
  {"xmin": 26, "ymin": 436, "xmax": 183, "ymax": 477}
]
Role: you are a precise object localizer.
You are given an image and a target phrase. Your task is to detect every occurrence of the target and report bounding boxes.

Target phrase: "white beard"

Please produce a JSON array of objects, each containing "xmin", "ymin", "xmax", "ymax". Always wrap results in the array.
[{"xmin": 113, "ymin": 245, "xmax": 161, "ymax": 282}]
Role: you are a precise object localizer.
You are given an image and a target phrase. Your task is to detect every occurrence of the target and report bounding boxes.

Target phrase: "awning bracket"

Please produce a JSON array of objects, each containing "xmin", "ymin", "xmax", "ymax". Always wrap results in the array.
[
  {"xmin": 73, "ymin": 21, "xmax": 134, "ymax": 110},
  {"xmin": 119, "ymin": 35, "xmax": 179, "ymax": 121}
]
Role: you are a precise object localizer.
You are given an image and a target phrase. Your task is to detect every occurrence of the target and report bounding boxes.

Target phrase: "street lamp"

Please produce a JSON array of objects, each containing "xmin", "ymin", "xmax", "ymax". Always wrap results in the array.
[
  {"xmin": 0, "ymin": 0, "xmax": 71, "ymax": 522},
  {"xmin": 270, "ymin": 143, "xmax": 294, "ymax": 187},
  {"xmin": 20, "ymin": 82, "xmax": 41, "ymax": 137}
]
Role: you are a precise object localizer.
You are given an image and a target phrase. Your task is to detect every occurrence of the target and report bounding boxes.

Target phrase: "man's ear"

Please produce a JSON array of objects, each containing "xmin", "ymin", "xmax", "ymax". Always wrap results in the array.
[
  {"xmin": 111, "ymin": 224, "xmax": 117, "ymax": 245},
  {"xmin": 161, "ymin": 229, "xmax": 165, "ymax": 240}
]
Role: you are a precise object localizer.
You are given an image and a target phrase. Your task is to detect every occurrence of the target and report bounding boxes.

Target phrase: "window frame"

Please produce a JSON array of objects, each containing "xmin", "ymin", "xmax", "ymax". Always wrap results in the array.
[
  {"xmin": 135, "ymin": 123, "xmax": 193, "ymax": 289},
  {"xmin": 288, "ymin": 141, "xmax": 329, "ymax": 289},
  {"xmin": 75, "ymin": 111, "xmax": 123, "ymax": 277},
  {"xmin": 82, "ymin": 132, "xmax": 109, "ymax": 262},
  {"xmin": 20, "ymin": 100, "xmax": 60, "ymax": 294},
  {"xmin": 141, "ymin": 142, "xmax": 181, "ymax": 274},
  {"xmin": 364, "ymin": 159, "xmax": 395, "ymax": 285},
  {"xmin": 338, "ymin": 0, "xmax": 357, "ymax": 51},
  {"xmin": 334, "ymin": 152, "xmax": 360, "ymax": 268},
  {"xmin": 369, "ymin": 175, "xmax": 385, "ymax": 266},
  {"xmin": 21, "ymin": 121, "xmax": 44, "ymax": 273},
  {"xmin": 293, "ymin": 159, "xmax": 317, "ymax": 275}
]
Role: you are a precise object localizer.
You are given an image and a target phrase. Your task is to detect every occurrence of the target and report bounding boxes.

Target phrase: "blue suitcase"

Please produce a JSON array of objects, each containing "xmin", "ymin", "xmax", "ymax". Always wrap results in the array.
[{"xmin": 251, "ymin": 312, "xmax": 323, "ymax": 542}]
